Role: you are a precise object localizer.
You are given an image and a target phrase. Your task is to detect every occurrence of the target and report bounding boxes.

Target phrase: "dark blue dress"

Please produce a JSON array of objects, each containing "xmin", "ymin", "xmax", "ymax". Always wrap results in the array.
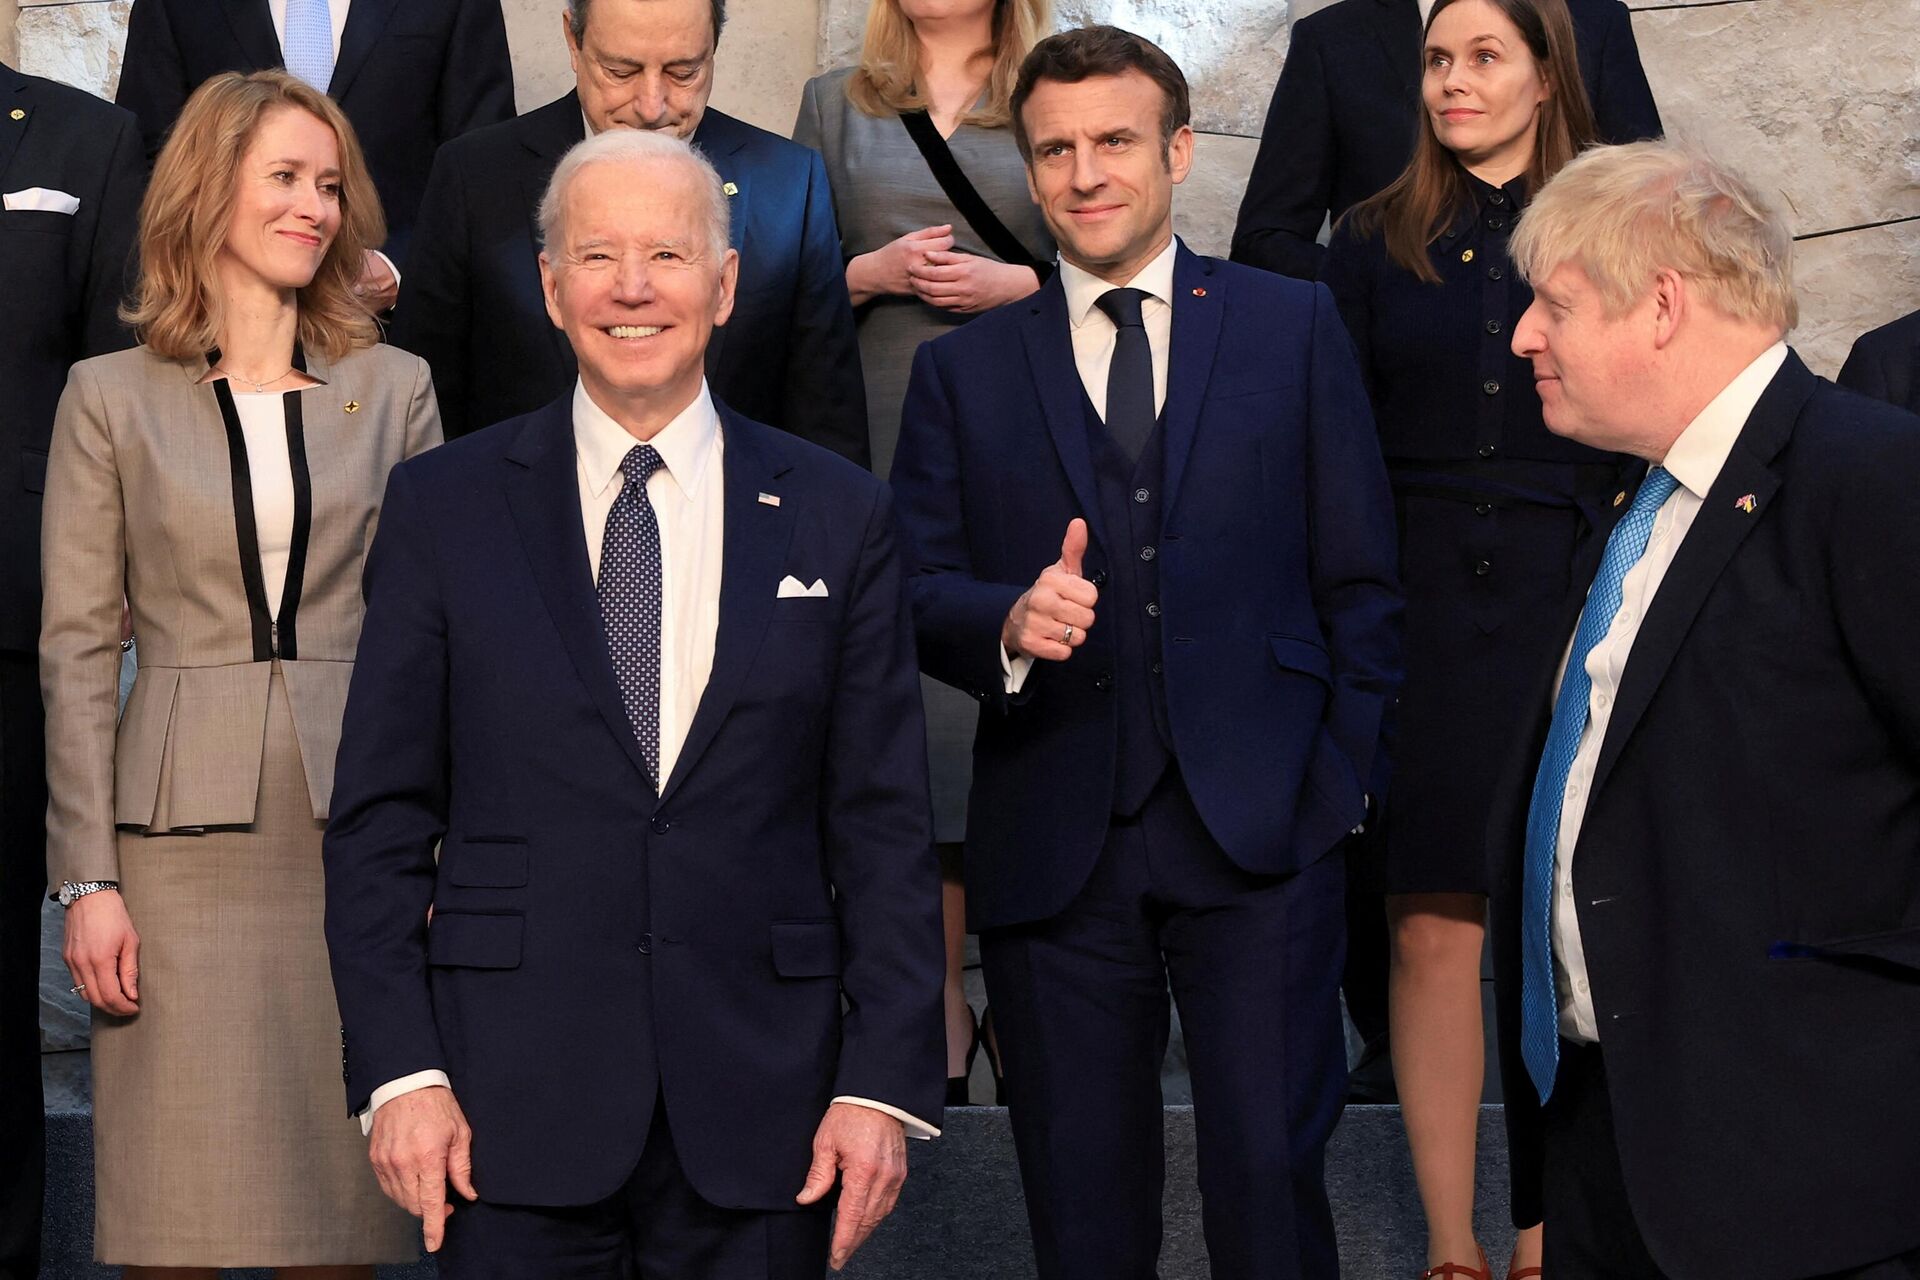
[{"xmin": 1326, "ymin": 172, "xmax": 1640, "ymax": 894}]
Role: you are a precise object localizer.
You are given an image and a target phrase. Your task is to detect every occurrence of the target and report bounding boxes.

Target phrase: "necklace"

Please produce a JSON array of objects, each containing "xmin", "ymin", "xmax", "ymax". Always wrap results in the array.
[{"xmin": 213, "ymin": 364, "xmax": 295, "ymax": 393}]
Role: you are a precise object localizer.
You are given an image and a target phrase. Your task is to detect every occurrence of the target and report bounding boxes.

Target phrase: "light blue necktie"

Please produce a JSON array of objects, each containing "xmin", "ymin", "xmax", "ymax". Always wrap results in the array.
[
  {"xmin": 282, "ymin": 0, "xmax": 335, "ymax": 93},
  {"xmin": 1519, "ymin": 464, "xmax": 1680, "ymax": 1102}
]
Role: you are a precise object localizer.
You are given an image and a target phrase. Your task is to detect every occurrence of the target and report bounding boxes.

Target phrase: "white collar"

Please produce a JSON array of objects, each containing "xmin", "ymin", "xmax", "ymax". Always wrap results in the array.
[
  {"xmin": 573, "ymin": 379, "xmax": 721, "ymax": 503},
  {"xmin": 1059, "ymin": 235, "xmax": 1181, "ymax": 329},
  {"xmin": 1660, "ymin": 342, "xmax": 1789, "ymax": 500}
]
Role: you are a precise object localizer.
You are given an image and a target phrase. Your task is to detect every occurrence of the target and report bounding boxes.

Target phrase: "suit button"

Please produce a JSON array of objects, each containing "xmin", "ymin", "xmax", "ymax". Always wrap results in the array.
[
  {"xmin": 1474, "ymin": 560, "xmax": 1493, "ymax": 576},
  {"xmin": 651, "ymin": 814, "xmax": 671, "ymax": 834},
  {"xmin": 1478, "ymin": 444, "xmax": 1498, "ymax": 459},
  {"xmin": 1134, "ymin": 488, "xmax": 1150, "ymax": 504},
  {"xmin": 1090, "ymin": 570, "xmax": 1108, "ymax": 587},
  {"xmin": 1488, "ymin": 217, "xmax": 1506, "ymax": 231},
  {"xmin": 1150, "ymin": 661, "xmax": 1163, "ymax": 675},
  {"xmin": 1482, "ymin": 379, "xmax": 1501, "ymax": 396},
  {"xmin": 1094, "ymin": 673, "xmax": 1113, "ymax": 691},
  {"xmin": 1474, "ymin": 503, "xmax": 1492, "ymax": 517},
  {"xmin": 1488, "ymin": 266, "xmax": 1505, "ymax": 281},
  {"xmin": 638, "ymin": 933, "xmax": 653, "ymax": 955},
  {"xmin": 1145, "ymin": 602, "xmax": 1160, "ymax": 617},
  {"xmin": 1139, "ymin": 546, "xmax": 1156, "ymax": 562},
  {"xmin": 1485, "ymin": 319, "xmax": 1502, "ymax": 335},
  {"xmin": 1489, "ymin": 192, "xmax": 1507, "ymax": 207}
]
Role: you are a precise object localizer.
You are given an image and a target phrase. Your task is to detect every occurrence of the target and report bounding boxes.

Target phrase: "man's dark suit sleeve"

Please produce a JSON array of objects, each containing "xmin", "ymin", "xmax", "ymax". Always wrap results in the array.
[
  {"xmin": 1830, "ymin": 420, "xmax": 1920, "ymax": 761},
  {"xmin": 81, "ymin": 110, "xmax": 144, "ymax": 358},
  {"xmin": 1303, "ymin": 282, "xmax": 1402, "ymax": 796},
  {"xmin": 323, "ymin": 461, "xmax": 452, "ymax": 1113},
  {"xmin": 1837, "ymin": 336, "xmax": 1895, "ymax": 403},
  {"xmin": 389, "ymin": 147, "xmax": 475, "ymax": 437},
  {"xmin": 1230, "ymin": 22, "xmax": 1336, "ymax": 283},
  {"xmin": 1590, "ymin": 2, "xmax": 1663, "ymax": 144},
  {"xmin": 892, "ymin": 341, "xmax": 1027, "ymax": 702},
  {"xmin": 115, "ymin": 0, "xmax": 192, "ymax": 167},
  {"xmin": 820, "ymin": 481, "xmax": 944, "ymax": 1118},
  {"xmin": 780, "ymin": 149, "xmax": 870, "ymax": 467},
  {"xmin": 436, "ymin": 0, "xmax": 516, "ymax": 142}
]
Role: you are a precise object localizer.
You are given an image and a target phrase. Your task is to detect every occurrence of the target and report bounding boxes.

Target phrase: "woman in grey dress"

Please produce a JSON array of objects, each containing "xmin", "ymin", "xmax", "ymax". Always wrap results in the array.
[{"xmin": 794, "ymin": 0, "xmax": 1054, "ymax": 1103}]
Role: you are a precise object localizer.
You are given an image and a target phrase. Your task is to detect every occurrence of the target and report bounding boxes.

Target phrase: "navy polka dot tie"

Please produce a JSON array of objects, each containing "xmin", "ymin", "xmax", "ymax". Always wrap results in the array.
[{"xmin": 598, "ymin": 444, "xmax": 666, "ymax": 788}]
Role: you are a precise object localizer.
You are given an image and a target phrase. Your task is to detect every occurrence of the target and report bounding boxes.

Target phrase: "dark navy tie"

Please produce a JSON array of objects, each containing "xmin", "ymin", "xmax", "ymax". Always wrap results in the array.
[
  {"xmin": 1094, "ymin": 287, "xmax": 1156, "ymax": 463},
  {"xmin": 598, "ymin": 444, "xmax": 666, "ymax": 788}
]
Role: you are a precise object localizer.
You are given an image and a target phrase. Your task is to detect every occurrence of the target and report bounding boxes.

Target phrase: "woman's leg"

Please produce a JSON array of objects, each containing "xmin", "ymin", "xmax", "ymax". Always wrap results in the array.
[
  {"xmin": 1388, "ymin": 892, "xmax": 1490, "ymax": 1271},
  {"xmin": 939, "ymin": 843, "xmax": 977, "ymax": 1085},
  {"xmin": 1510, "ymin": 1221, "xmax": 1544, "ymax": 1274}
]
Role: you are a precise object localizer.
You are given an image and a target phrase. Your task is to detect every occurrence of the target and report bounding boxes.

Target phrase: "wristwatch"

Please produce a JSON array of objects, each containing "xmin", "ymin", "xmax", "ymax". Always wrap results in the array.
[{"xmin": 56, "ymin": 880, "xmax": 119, "ymax": 908}]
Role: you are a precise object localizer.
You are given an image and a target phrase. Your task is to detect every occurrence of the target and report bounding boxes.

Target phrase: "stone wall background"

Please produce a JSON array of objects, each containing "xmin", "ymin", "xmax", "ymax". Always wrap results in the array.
[{"xmin": 12, "ymin": 0, "xmax": 1917, "ymax": 375}]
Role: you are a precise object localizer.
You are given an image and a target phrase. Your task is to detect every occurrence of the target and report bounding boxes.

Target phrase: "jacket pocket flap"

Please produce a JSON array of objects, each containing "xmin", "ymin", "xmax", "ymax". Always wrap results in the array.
[
  {"xmin": 1780, "ymin": 924, "xmax": 1920, "ymax": 974},
  {"xmin": 771, "ymin": 918, "xmax": 842, "ymax": 978},
  {"xmin": 1268, "ymin": 633, "xmax": 1332, "ymax": 684},
  {"xmin": 444, "ymin": 839, "xmax": 529, "ymax": 887},
  {"xmin": 428, "ymin": 913, "xmax": 524, "ymax": 968},
  {"xmin": 22, "ymin": 447, "xmax": 47, "ymax": 494}
]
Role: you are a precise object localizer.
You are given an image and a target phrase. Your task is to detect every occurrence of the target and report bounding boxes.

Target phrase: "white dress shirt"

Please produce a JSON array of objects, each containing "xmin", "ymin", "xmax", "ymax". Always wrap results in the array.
[
  {"xmin": 231, "ymin": 392, "xmax": 295, "ymax": 620},
  {"xmin": 366, "ymin": 380, "xmax": 937, "ymax": 1139},
  {"xmin": 1550, "ymin": 342, "xmax": 1789, "ymax": 1041},
  {"xmin": 1000, "ymin": 237, "xmax": 1180, "ymax": 693}
]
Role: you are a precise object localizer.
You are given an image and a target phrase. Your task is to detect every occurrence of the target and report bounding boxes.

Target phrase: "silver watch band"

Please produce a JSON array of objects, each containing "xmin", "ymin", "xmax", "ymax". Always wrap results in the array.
[{"xmin": 56, "ymin": 880, "xmax": 119, "ymax": 908}]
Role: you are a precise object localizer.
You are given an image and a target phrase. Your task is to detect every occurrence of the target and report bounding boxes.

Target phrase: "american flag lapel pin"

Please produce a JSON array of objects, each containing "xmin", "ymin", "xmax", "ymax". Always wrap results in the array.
[
  {"xmin": 758, "ymin": 492, "xmax": 781, "ymax": 507},
  {"xmin": 1735, "ymin": 493, "xmax": 1757, "ymax": 514}
]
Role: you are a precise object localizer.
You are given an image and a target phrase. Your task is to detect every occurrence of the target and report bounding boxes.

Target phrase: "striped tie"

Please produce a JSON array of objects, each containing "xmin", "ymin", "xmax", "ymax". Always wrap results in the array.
[{"xmin": 282, "ymin": 0, "xmax": 335, "ymax": 92}]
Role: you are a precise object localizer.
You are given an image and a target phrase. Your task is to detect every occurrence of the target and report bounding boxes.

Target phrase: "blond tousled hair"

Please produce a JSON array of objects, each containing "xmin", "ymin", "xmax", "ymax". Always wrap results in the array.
[
  {"xmin": 1509, "ymin": 139, "xmax": 1798, "ymax": 331},
  {"xmin": 123, "ymin": 70, "xmax": 385, "ymax": 362},
  {"xmin": 846, "ymin": 0, "xmax": 1053, "ymax": 128}
]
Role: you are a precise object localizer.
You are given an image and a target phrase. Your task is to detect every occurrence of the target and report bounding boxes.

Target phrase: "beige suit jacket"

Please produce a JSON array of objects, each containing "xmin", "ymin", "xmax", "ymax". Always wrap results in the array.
[{"xmin": 40, "ymin": 341, "xmax": 442, "ymax": 886}]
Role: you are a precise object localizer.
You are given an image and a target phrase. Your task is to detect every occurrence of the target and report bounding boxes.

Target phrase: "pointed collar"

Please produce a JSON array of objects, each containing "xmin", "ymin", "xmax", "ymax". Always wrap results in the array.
[
  {"xmin": 572, "ymin": 378, "xmax": 721, "ymax": 504},
  {"xmin": 1659, "ymin": 342, "xmax": 1790, "ymax": 500},
  {"xmin": 1058, "ymin": 235, "xmax": 1180, "ymax": 330}
]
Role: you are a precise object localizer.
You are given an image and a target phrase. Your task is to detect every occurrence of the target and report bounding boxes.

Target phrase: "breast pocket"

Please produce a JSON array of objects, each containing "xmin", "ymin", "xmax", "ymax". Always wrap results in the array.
[{"xmin": 0, "ymin": 209, "xmax": 76, "ymax": 237}]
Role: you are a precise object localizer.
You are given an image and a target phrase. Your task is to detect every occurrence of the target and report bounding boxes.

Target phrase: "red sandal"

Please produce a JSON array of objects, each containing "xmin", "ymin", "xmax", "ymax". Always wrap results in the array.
[{"xmin": 1419, "ymin": 1249, "xmax": 1491, "ymax": 1280}]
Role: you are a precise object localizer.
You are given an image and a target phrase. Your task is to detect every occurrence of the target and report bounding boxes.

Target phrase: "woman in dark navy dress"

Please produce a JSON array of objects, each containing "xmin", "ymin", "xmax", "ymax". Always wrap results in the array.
[{"xmin": 1325, "ymin": 1, "xmax": 1636, "ymax": 1275}]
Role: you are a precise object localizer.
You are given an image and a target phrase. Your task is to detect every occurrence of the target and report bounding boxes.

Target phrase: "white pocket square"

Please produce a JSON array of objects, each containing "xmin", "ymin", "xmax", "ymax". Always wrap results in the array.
[
  {"xmin": 777, "ymin": 575, "xmax": 829, "ymax": 599},
  {"xmin": 3, "ymin": 187, "xmax": 80, "ymax": 214}
]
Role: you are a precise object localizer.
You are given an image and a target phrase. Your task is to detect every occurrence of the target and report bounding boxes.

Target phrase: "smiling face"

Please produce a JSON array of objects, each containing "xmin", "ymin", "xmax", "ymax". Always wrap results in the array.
[
  {"xmin": 540, "ymin": 156, "xmax": 737, "ymax": 426},
  {"xmin": 217, "ymin": 105, "xmax": 341, "ymax": 294},
  {"xmin": 566, "ymin": 0, "xmax": 716, "ymax": 139},
  {"xmin": 1423, "ymin": 0, "xmax": 1549, "ymax": 182},
  {"xmin": 1020, "ymin": 70, "xmax": 1192, "ymax": 284}
]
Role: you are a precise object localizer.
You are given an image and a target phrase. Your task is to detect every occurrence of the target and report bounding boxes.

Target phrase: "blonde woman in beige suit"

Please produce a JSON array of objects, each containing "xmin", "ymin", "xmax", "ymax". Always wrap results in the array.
[{"xmin": 40, "ymin": 70, "xmax": 438, "ymax": 1277}]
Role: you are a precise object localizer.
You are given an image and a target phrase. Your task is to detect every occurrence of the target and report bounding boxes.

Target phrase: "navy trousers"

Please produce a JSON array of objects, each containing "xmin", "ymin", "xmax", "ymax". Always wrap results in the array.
[
  {"xmin": 980, "ymin": 770, "xmax": 1348, "ymax": 1279},
  {"xmin": 438, "ymin": 1094, "xmax": 832, "ymax": 1279}
]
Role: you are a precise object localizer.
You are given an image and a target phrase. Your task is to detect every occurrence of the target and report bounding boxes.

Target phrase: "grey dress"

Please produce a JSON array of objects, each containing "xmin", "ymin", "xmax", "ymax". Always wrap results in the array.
[{"xmin": 794, "ymin": 66, "xmax": 1055, "ymax": 843}]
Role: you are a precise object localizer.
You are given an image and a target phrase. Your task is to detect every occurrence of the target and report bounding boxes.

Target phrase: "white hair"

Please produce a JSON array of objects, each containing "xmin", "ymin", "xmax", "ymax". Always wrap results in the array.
[{"xmin": 536, "ymin": 128, "xmax": 731, "ymax": 261}]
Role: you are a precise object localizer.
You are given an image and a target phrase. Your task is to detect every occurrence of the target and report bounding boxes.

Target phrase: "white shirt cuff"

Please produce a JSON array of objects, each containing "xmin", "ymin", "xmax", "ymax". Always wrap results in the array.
[
  {"xmin": 372, "ymin": 248, "xmax": 402, "ymax": 293},
  {"xmin": 832, "ymin": 1096, "xmax": 940, "ymax": 1140},
  {"xmin": 998, "ymin": 643, "xmax": 1034, "ymax": 695},
  {"xmin": 357, "ymin": 1069, "xmax": 452, "ymax": 1136}
]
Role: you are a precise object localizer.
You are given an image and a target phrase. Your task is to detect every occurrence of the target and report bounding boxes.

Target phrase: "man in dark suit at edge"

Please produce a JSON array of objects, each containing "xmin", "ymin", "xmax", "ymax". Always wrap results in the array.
[
  {"xmin": 891, "ymin": 27, "xmax": 1402, "ymax": 1279},
  {"xmin": 390, "ymin": 0, "xmax": 869, "ymax": 463},
  {"xmin": 1838, "ymin": 307, "xmax": 1920, "ymax": 414},
  {"xmin": 1491, "ymin": 139, "xmax": 1920, "ymax": 1279}
]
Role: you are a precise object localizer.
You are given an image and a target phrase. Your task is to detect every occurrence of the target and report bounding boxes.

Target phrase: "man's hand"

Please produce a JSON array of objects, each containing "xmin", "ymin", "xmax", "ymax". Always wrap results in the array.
[
  {"xmin": 846, "ymin": 225, "xmax": 954, "ymax": 306},
  {"xmin": 795, "ymin": 1102, "xmax": 908, "ymax": 1271},
  {"xmin": 368, "ymin": 1085, "xmax": 478, "ymax": 1252},
  {"xmin": 1002, "ymin": 518, "xmax": 1097, "ymax": 662},
  {"xmin": 63, "ymin": 890, "xmax": 139, "ymax": 1015},
  {"xmin": 355, "ymin": 249, "xmax": 400, "ymax": 313},
  {"xmin": 908, "ymin": 251, "xmax": 1041, "ymax": 314}
]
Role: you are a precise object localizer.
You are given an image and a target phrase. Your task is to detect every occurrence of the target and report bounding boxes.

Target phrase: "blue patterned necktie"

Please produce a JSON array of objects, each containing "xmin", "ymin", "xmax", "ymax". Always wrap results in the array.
[
  {"xmin": 282, "ymin": 0, "xmax": 336, "ymax": 92},
  {"xmin": 1094, "ymin": 287, "xmax": 1156, "ymax": 463},
  {"xmin": 598, "ymin": 444, "xmax": 667, "ymax": 789},
  {"xmin": 1519, "ymin": 464, "xmax": 1680, "ymax": 1102}
]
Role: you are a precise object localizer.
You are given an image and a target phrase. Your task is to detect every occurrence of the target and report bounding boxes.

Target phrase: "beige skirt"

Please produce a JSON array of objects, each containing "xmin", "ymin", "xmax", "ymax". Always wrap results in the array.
[{"xmin": 91, "ymin": 666, "xmax": 416, "ymax": 1266}]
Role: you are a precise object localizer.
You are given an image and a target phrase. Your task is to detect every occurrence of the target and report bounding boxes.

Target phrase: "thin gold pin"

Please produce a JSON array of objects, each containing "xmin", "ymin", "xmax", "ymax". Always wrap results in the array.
[{"xmin": 343, "ymin": 400, "xmax": 360, "ymax": 414}]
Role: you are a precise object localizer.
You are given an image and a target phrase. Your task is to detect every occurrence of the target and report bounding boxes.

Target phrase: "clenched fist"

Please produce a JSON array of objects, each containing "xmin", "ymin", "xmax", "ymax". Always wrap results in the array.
[{"xmin": 1002, "ymin": 519, "xmax": 1098, "ymax": 662}]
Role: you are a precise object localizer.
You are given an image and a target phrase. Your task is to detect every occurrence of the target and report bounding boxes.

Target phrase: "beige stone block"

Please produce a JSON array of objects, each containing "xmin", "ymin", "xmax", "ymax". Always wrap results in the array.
[
  {"xmin": 1633, "ymin": 0, "xmax": 1920, "ymax": 235},
  {"xmin": 1792, "ymin": 219, "xmax": 1920, "ymax": 380},
  {"xmin": 1176, "ymin": 130, "xmax": 1260, "ymax": 258},
  {"xmin": 17, "ymin": 0, "xmax": 129, "ymax": 100},
  {"xmin": 501, "ymin": 0, "xmax": 579, "ymax": 112}
]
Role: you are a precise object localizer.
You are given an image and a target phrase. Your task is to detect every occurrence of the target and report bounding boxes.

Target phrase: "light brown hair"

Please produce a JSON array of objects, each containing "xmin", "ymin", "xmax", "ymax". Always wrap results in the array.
[
  {"xmin": 847, "ymin": 0, "xmax": 1053, "ymax": 129},
  {"xmin": 123, "ymin": 70, "xmax": 384, "ymax": 361},
  {"xmin": 1344, "ymin": 0, "xmax": 1597, "ymax": 283},
  {"xmin": 1010, "ymin": 24, "xmax": 1190, "ymax": 162}
]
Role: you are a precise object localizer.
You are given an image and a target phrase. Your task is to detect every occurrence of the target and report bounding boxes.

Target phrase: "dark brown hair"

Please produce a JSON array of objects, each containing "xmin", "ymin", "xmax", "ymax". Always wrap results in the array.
[
  {"xmin": 1344, "ymin": 0, "xmax": 1597, "ymax": 283},
  {"xmin": 1010, "ymin": 25, "xmax": 1191, "ymax": 162}
]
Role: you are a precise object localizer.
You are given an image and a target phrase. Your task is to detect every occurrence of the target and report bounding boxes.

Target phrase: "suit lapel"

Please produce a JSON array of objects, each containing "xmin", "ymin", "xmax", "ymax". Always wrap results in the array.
[
  {"xmin": 691, "ymin": 111, "xmax": 752, "ymax": 375},
  {"xmin": 1365, "ymin": 0, "xmax": 1423, "ymax": 97},
  {"xmin": 1020, "ymin": 275, "xmax": 1107, "ymax": 551},
  {"xmin": 328, "ymin": 0, "xmax": 402, "ymax": 100},
  {"xmin": 0, "ymin": 69, "xmax": 29, "ymax": 182},
  {"xmin": 222, "ymin": 0, "xmax": 283, "ymax": 70},
  {"xmin": 522, "ymin": 96, "xmax": 588, "ymax": 375},
  {"xmin": 1162, "ymin": 244, "xmax": 1222, "ymax": 521},
  {"xmin": 658, "ymin": 408, "xmax": 796, "ymax": 804},
  {"xmin": 1588, "ymin": 356, "xmax": 1816, "ymax": 798},
  {"xmin": 503, "ymin": 400, "xmax": 657, "ymax": 785}
]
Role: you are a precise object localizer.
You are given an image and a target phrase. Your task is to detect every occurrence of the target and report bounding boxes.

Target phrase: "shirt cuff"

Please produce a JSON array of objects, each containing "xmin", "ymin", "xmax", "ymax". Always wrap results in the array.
[
  {"xmin": 832, "ymin": 1096, "xmax": 941, "ymax": 1140},
  {"xmin": 357, "ymin": 1069, "xmax": 452, "ymax": 1136},
  {"xmin": 372, "ymin": 248, "xmax": 402, "ymax": 293},
  {"xmin": 998, "ymin": 643, "xmax": 1034, "ymax": 696}
]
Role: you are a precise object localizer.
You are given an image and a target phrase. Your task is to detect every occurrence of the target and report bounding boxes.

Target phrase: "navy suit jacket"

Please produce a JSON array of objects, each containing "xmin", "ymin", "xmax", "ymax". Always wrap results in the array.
[
  {"xmin": 891, "ymin": 244, "xmax": 1403, "ymax": 932},
  {"xmin": 1, "ymin": 65, "xmax": 141, "ymax": 654},
  {"xmin": 114, "ymin": 0, "xmax": 514, "ymax": 268},
  {"xmin": 1487, "ymin": 356, "xmax": 1920, "ymax": 1277},
  {"xmin": 1230, "ymin": 0, "xmax": 1662, "ymax": 282},
  {"xmin": 324, "ymin": 398, "xmax": 943, "ymax": 1208},
  {"xmin": 390, "ymin": 93, "xmax": 868, "ymax": 464},
  {"xmin": 1838, "ymin": 307, "xmax": 1920, "ymax": 414}
]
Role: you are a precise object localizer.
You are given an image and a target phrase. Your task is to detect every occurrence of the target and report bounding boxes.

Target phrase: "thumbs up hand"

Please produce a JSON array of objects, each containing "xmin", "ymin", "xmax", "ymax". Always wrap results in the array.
[{"xmin": 1002, "ymin": 518, "xmax": 1100, "ymax": 662}]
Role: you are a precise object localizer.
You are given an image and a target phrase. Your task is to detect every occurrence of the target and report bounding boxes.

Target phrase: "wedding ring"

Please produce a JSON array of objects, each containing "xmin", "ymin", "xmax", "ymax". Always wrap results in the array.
[
  {"xmin": 69, "ymin": 984, "xmax": 85, "ymax": 995},
  {"xmin": 1062, "ymin": 624, "xmax": 1075, "ymax": 645}
]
